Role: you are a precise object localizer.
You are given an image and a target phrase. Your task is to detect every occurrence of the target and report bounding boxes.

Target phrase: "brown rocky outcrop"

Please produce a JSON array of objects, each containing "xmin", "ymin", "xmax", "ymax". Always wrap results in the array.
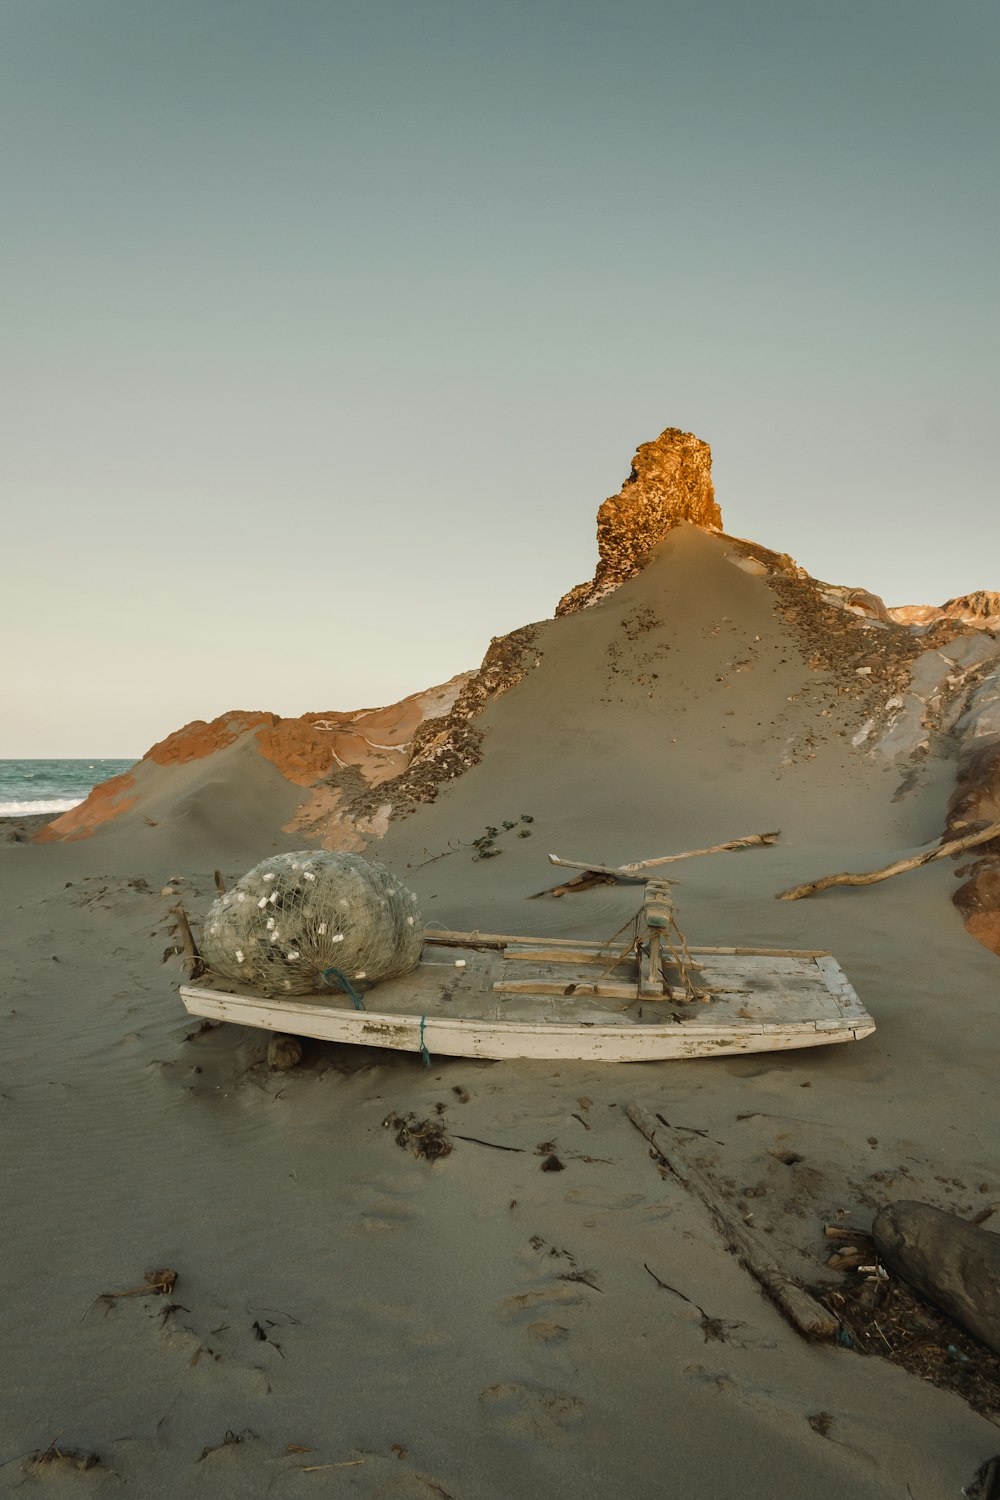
[
  {"xmin": 843, "ymin": 588, "xmax": 892, "ymax": 624},
  {"xmin": 36, "ymin": 677, "xmax": 471, "ymax": 844},
  {"xmin": 556, "ymin": 428, "xmax": 721, "ymax": 615},
  {"xmin": 889, "ymin": 592, "xmax": 1000, "ymax": 632},
  {"xmin": 297, "ymin": 625, "xmax": 543, "ymax": 847},
  {"xmin": 146, "ymin": 713, "xmax": 275, "ymax": 766},
  {"xmin": 34, "ymin": 771, "xmax": 139, "ymax": 843},
  {"xmin": 947, "ymin": 722, "xmax": 1000, "ymax": 958}
]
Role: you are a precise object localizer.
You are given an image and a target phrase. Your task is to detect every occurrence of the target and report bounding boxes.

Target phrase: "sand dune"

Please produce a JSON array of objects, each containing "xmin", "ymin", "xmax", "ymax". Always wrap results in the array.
[{"xmin": 4, "ymin": 433, "xmax": 1000, "ymax": 1496}]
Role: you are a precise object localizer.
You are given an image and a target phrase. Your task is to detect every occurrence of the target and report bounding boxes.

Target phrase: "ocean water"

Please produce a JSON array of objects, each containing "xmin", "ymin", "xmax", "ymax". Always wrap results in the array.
[{"xmin": 0, "ymin": 759, "xmax": 137, "ymax": 816}]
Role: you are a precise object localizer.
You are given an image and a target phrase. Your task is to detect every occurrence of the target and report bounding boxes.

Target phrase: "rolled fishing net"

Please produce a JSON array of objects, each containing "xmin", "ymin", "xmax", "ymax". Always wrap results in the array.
[{"xmin": 199, "ymin": 851, "xmax": 423, "ymax": 996}]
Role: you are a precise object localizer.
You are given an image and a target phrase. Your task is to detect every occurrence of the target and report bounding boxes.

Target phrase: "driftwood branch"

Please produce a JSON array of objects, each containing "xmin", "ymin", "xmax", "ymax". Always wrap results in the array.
[
  {"xmin": 171, "ymin": 903, "xmax": 205, "ymax": 980},
  {"xmin": 776, "ymin": 819, "xmax": 1000, "ymax": 902},
  {"xmin": 529, "ymin": 871, "xmax": 620, "ymax": 899},
  {"xmin": 548, "ymin": 834, "xmax": 779, "ymax": 876},
  {"xmin": 625, "ymin": 1101, "xmax": 838, "ymax": 1340}
]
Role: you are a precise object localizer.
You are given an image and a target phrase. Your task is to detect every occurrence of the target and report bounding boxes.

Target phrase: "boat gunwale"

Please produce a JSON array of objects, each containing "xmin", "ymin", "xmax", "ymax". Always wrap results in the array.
[{"xmin": 179, "ymin": 984, "xmax": 874, "ymax": 1042}]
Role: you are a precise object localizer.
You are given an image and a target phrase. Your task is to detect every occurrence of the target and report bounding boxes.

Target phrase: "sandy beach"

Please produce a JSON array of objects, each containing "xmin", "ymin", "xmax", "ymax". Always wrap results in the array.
[
  {"xmin": 3, "ymin": 520, "xmax": 999, "ymax": 1498},
  {"xmin": 5, "ymin": 0, "xmax": 997, "ymax": 1482}
]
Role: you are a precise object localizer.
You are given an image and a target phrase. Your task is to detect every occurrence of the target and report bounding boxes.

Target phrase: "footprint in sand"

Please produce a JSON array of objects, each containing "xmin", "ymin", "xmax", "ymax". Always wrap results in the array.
[
  {"xmin": 346, "ymin": 1176, "xmax": 421, "ymax": 1234},
  {"xmin": 352, "ymin": 1297, "xmax": 454, "ymax": 1351},
  {"xmin": 562, "ymin": 1187, "xmax": 648, "ymax": 1211},
  {"xmin": 350, "ymin": 1205, "xmax": 416, "ymax": 1234},
  {"xmin": 502, "ymin": 1285, "xmax": 589, "ymax": 1326},
  {"xmin": 682, "ymin": 1365, "xmax": 873, "ymax": 1462},
  {"xmin": 479, "ymin": 1382, "xmax": 584, "ymax": 1443},
  {"xmin": 156, "ymin": 1326, "xmax": 274, "ymax": 1398},
  {"xmin": 526, "ymin": 1320, "xmax": 570, "ymax": 1342},
  {"xmin": 269, "ymin": 1457, "xmax": 458, "ymax": 1499}
]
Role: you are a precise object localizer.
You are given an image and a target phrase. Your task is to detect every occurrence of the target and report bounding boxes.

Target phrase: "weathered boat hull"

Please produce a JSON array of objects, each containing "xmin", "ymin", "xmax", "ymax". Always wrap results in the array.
[{"xmin": 179, "ymin": 933, "xmax": 874, "ymax": 1062}]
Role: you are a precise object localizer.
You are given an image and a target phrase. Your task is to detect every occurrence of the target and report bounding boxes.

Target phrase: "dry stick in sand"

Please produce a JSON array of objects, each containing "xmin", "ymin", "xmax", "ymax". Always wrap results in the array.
[
  {"xmin": 171, "ymin": 902, "xmax": 205, "ymax": 979},
  {"xmin": 775, "ymin": 818, "xmax": 1000, "ymax": 902},
  {"xmin": 545, "ymin": 831, "xmax": 781, "ymax": 880},
  {"xmin": 625, "ymin": 1102, "xmax": 838, "ymax": 1340},
  {"xmin": 82, "ymin": 1268, "xmax": 179, "ymax": 1322},
  {"xmin": 214, "ymin": 869, "xmax": 226, "ymax": 895}
]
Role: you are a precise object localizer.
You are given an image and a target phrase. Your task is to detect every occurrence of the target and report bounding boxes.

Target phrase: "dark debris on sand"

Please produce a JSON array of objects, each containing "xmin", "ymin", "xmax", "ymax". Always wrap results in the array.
[
  {"xmin": 384, "ymin": 1113, "xmax": 453, "ymax": 1161},
  {"xmin": 821, "ymin": 1272, "xmax": 1000, "ymax": 1421},
  {"xmin": 25, "ymin": 1439, "xmax": 102, "ymax": 1473}
]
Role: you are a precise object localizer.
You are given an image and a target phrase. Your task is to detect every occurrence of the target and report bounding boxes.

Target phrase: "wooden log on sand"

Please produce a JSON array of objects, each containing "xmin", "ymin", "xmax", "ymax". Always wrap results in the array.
[
  {"xmin": 776, "ymin": 818, "xmax": 1000, "ymax": 902},
  {"xmin": 625, "ymin": 1101, "xmax": 838, "ymax": 1340}
]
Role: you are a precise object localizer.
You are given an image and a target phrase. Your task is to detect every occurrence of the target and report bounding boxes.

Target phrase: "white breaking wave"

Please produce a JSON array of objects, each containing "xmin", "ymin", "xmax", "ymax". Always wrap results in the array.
[{"xmin": 0, "ymin": 798, "xmax": 83, "ymax": 815}]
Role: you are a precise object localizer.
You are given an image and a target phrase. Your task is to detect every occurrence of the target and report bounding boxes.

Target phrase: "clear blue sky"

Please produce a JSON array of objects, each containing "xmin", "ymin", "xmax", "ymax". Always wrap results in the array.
[{"xmin": 3, "ymin": 0, "xmax": 997, "ymax": 755}]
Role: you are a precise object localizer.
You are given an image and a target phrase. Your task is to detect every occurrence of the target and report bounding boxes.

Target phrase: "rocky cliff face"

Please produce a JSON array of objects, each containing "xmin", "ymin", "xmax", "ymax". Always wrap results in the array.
[
  {"xmin": 556, "ymin": 427, "xmax": 721, "ymax": 614},
  {"xmin": 36, "ymin": 678, "xmax": 472, "ymax": 843},
  {"xmin": 889, "ymin": 592, "xmax": 1000, "ymax": 632},
  {"xmin": 944, "ymin": 663, "xmax": 1000, "ymax": 956}
]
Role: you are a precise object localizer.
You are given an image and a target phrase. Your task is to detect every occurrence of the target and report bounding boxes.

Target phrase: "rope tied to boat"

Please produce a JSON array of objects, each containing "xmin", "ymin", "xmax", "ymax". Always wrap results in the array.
[{"xmin": 322, "ymin": 967, "xmax": 366, "ymax": 1010}]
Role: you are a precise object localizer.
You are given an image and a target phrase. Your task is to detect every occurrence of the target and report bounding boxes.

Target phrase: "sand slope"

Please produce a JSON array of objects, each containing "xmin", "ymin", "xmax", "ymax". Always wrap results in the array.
[{"xmin": 3, "ymin": 525, "xmax": 1000, "ymax": 1497}]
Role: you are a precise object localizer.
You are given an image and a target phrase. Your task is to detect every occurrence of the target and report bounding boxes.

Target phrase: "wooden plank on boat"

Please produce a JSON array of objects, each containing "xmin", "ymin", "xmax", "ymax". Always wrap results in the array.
[
  {"xmin": 687, "ymin": 945, "xmax": 830, "ymax": 958},
  {"xmin": 425, "ymin": 930, "xmax": 615, "ymax": 951},
  {"xmin": 502, "ymin": 944, "xmax": 635, "ymax": 966},
  {"xmin": 493, "ymin": 977, "xmax": 640, "ymax": 1000},
  {"xmin": 424, "ymin": 931, "xmax": 830, "ymax": 959}
]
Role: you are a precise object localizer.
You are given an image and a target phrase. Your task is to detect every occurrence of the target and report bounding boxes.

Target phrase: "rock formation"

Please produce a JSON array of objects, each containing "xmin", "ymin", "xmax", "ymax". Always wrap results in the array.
[
  {"xmin": 889, "ymin": 591, "xmax": 1000, "ymax": 632},
  {"xmin": 556, "ymin": 427, "xmax": 721, "ymax": 614},
  {"xmin": 946, "ymin": 663, "xmax": 1000, "ymax": 956},
  {"xmin": 36, "ymin": 678, "xmax": 471, "ymax": 844},
  {"xmin": 34, "ymin": 769, "xmax": 141, "ymax": 842},
  {"xmin": 290, "ymin": 625, "xmax": 543, "ymax": 849}
]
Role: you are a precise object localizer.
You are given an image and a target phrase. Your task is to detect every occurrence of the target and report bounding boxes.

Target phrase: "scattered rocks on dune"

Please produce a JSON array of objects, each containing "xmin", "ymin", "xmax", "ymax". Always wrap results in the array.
[
  {"xmin": 872, "ymin": 1199, "xmax": 1000, "ymax": 1357},
  {"xmin": 334, "ymin": 625, "xmax": 543, "ymax": 831},
  {"xmin": 556, "ymin": 427, "xmax": 721, "ymax": 615},
  {"xmin": 764, "ymin": 566, "xmax": 924, "ymax": 730}
]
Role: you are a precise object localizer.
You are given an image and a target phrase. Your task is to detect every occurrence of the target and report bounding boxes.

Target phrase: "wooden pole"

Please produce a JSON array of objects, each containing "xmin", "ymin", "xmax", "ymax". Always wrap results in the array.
[
  {"xmin": 625, "ymin": 1101, "xmax": 839, "ymax": 1340},
  {"xmin": 776, "ymin": 819, "xmax": 1000, "ymax": 902}
]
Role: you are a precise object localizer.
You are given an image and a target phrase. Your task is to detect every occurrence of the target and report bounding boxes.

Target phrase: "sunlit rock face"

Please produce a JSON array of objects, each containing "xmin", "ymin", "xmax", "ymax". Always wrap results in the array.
[
  {"xmin": 889, "ymin": 591, "xmax": 1000, "ymax": 632},
  {"xmin": 947, "ymin": 664, "xmax": 1000, "ymax": 957},
  {"xmin": 35, "ymin": 678, "xmax": 472, "ymax": 844},
  {"xmin": 556, "ymin": 427, "xmax": 721, "ymax": 615}
]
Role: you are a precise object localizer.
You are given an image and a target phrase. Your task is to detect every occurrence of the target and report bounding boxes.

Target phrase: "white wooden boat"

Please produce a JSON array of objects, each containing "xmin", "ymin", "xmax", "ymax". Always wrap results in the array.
[{"xmin": 179, "ymin": 921, "xmax": 874, "ymax": 1063}]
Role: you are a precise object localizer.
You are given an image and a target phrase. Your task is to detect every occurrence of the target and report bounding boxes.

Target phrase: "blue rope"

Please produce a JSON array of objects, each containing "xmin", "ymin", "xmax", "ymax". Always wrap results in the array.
[
  {"xmin": 418, "ymin": 1014, "xmax": 431, "ymax": 1068},
  {"xmin": 322, "ymin": 967, "xmax": 366, "ymax": 1011}
]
